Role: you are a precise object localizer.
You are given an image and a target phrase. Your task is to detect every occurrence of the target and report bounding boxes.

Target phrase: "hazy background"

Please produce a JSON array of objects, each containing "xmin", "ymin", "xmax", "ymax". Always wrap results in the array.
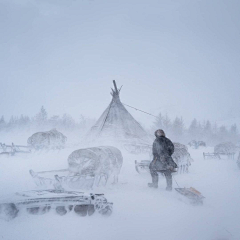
[
  {"xmin": 1, "ymin": 3, "xmax": 240, "ymax": 239},
  {"xmin": 0, "ymin": 0, "xmax": 239, "ymax": 128}
]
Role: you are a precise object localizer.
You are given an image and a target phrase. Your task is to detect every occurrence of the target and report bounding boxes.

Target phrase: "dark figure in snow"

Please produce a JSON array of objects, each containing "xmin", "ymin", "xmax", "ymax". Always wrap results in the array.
[{"xmin": 148, "ymin": 129, "xmax": 177, "ymax": 191}]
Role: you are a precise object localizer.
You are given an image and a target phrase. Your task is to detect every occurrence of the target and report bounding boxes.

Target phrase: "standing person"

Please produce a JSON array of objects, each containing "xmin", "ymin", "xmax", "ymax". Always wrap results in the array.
[{"xmin": 148, "ymin": 129, "xmax": 177, "ymax": 191}]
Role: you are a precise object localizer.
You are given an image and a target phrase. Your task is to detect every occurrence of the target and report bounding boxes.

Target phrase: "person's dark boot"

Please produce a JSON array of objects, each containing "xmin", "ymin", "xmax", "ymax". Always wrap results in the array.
[{"xmin": 148, "ymin": 175, "xmax": 158, "ymax": 188}]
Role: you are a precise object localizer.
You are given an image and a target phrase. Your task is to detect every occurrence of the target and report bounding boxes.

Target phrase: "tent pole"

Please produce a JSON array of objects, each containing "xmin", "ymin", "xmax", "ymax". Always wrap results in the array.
[{"xmin": 113, "ymin": 80, "xmax": 119, "ymax": 94}]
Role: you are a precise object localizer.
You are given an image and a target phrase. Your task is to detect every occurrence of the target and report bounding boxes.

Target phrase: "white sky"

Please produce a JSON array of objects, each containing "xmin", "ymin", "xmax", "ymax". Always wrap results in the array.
[{"xmin": 0, "ymin": 0, "xmax": 239, "ymax": 127}]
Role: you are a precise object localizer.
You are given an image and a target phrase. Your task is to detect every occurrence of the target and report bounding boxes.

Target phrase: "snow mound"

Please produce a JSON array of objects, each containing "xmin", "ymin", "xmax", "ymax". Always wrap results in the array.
[{"xmin": 214, "ymin": 142, "xmax": 236, "ymax": 154}]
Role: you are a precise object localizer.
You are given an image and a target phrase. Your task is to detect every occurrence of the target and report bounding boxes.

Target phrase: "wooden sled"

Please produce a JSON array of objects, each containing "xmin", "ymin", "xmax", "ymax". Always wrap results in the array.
[
  {"xmin": 135, "ymin": 160, "xmax": 189, "ymax": 174},
  {"xmin": 175, "ymin": 187, "xmax": 205, "ymax": 205},
  {"xmin": 203, "ymin": 152, "xmax": 220, "ymax": 159}
]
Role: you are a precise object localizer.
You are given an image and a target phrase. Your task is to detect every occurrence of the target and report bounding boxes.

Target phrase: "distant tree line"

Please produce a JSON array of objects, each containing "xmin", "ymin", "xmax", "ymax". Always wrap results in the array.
[
  {"xmin": 0, "ymin": 106, "xmax": 95, "ymax": 134},
  {"xmin": 0, "ymin": 107, "xmax": 239, "ymax": 146},
  {"xmin": 151, "ymin": 113, "xmax": 239, "ymax": 145}
]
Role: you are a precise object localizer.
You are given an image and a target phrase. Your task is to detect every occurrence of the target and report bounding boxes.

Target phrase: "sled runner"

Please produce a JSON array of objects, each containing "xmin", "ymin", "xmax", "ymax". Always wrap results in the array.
[
  {"xmin": 0, "ymin": 189, "xmax": 113, "ymax": 220},
  {"xmin": 203, "ymin": 152, "xmax": 221, "ymax": 159},
  {"xmin": 0, "ymin": 143, "xmax": 31, "ymax": 156},
  {"xmin": 175, "ymin": 187, "xmax": 205, "ymax": 205},
  {"xmin": 135, "ymin": 160, "xmax": 151, "ymax": 174},
  {"xmin": 30, "ymin": 169, "xmax": 96, "ymax": 190},
  {"xmin": 30, "ymin": 146, "xmax": 123, "ymax": 190}
]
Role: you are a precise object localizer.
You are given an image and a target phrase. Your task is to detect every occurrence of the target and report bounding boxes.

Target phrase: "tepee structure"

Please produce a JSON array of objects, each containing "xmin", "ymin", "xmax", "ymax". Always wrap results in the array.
[{"xmin": 86, "ymin": 81, "xmax": 151, "ymax": 146}]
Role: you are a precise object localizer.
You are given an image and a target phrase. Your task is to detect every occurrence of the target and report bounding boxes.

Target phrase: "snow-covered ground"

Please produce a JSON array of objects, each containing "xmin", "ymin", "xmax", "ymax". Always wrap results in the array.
[{"xmin": 0, "ymin": 134, "xmax": 240, "ymax": 240}]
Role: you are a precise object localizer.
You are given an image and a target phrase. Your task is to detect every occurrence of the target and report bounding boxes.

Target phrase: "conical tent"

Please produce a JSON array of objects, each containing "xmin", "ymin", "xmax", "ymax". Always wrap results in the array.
[{"xmin": 86, "ymin": 81, "xmax": 150, "ymax": 145}]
